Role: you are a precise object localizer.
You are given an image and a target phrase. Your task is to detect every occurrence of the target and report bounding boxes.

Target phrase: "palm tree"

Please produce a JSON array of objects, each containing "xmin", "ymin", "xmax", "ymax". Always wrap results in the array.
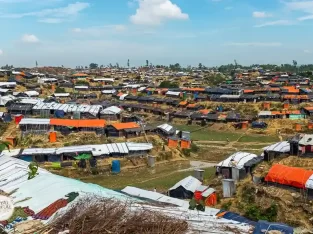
[{"xmin": 0, "ymin": 141, "xmax": 11, "ymax": 151}]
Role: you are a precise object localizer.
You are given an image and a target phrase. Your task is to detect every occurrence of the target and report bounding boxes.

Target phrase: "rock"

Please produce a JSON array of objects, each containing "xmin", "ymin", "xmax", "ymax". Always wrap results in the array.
[{"xmin": 291, "ymin": 193, "xmax": 301, "ymax": 198}]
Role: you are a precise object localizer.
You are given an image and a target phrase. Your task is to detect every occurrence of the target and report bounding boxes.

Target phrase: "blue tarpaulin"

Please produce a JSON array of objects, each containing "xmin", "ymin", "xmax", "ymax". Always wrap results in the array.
[
  {"xmin": 217, "ymin": 211, "xmax": 257, "ymax": 226},
  {"xmin": 253, "ymin": 220, "xmax": 293, "ymax": 234},
  {"xmin": 252, "ymin": 121, "xmax": 268, "ymax": 129},
  {"xmin": 3, "ymin": 113, "xmax": 12, "ymax": 122},
  {"xmin": 54, "ymin": 110, "xmax": 65, "ymax": 118}
]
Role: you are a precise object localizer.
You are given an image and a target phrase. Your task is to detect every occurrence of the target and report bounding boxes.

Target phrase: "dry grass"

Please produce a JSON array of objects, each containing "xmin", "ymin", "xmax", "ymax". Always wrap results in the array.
[{"xmin": 45, "ymin": 197, "xmax": 188, "ymax": 234}]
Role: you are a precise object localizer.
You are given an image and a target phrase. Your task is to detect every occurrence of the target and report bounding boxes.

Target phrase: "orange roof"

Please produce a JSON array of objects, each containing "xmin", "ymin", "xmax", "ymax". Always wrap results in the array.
[
  {"xmin": 50, "ymin": 119, "xmax": 106, "ymax": 128},
  {"xmin": 111, "ymin": 122, "xmax": 140, "ymax": 130},
  {"xmin": 187, "ymin": 104, "xmax": 196, "ymax": 108},
  {"xmin": 179, "ymin": 101, "xmax": 188, "ymax": 106},
  {"xmin": 283, "ymin": 95, "xmax": 308, "ymax": 99},
  {"xmin": 270, "ymin": 88, "xmax": 280, "ymax": 92},
  {"xmin": 199, "ymin": 109, "xmax": 210, "ymax": 115},
  {"xmin": 117, "ymin": 92, "xmax": 124, "ymax": 97},
  {"xmin": 183, "ymin": 88, "xmax": 205, "ymax": 92},
  {"xmin": 265, "ymin": 164, "xmax": 313, "ymax": 189},
  {"xmin": 283, "ymin": 86, "xmax": 300, "ymax": 93},
  {"xmin": 271, "ymin": 110, "xmax": 301, "ymax": 115},
  {"xmin": 72, "ymin": 73, "xmax": 88, "ymax": 77},
  {"xmin": 243, "ymin": 89, "xmax": 254, "ymax": 94},
  {"xmin": 304, "ymin": 106, "xmax": 313, "ymax": 111}
]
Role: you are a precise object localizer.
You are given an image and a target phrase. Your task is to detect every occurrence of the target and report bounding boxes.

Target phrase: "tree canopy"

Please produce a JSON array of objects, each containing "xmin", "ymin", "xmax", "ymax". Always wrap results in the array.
[
  {"xmin": 159, "ymin": 81, "xmax": 179, "ymax": 88},
  {"xmin": 89, "ymin": 63, "xmax": 98, "ymax": 69}
]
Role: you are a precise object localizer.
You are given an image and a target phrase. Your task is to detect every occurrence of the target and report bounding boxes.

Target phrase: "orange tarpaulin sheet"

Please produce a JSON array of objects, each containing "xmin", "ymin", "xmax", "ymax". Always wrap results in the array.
[
  {"xmin": 304, "ymin": 106, "xmax": 313, "ymax": 111},
  {"xmin": 265, "ymin": 164, "xmax": 313, "ymax": 189},
  {"xmin": 111, "ymin": 122, "xmax": 140, "ymax": 130},
  {"xmin": 199, "ymin": 109, "xmax": 210, "ymax": 115},
  {"xmin": 205, "ymin": 193, "xmax": 217, "ymax": 206},
  {"xmin": 283, "ymin": 86, "xmax": 300, "ymax": 93},
  {"xmin": 243, "ymin": 89, "xmax": 254, "ymax": 94},
  {"xmin": 50, "ymin": 119, "xmax": 106, "ymax": 128},
  {"xmin": 187, "ymin": 104, "xmax": 197, "ymax": 108},
  {"xmin": 179, "ymin": 101, "xmax": 188, "ymax": 106},
  {"xmin": 271, "ymin": 110, "xmax": 301, "ymax": 115},
  {"xmin": 182, "ymin": 88, "xmax": 205, "ymax": 92},
  {"xmin": 181, "ymin": 140, "xmax": 191, "ymax": 149},
  {"xmin": 283, "ymin": 95, "xmax": 308, "ymax": 100},
  {"xmin": 168, "ymin": 138, "xmax": 178, "ymax": 148}
]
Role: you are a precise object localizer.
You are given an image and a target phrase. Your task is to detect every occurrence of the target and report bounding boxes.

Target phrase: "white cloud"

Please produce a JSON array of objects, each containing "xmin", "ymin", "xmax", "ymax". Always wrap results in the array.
[
  {"xmin": 254, "ymin": 20, "xmax": 294, "ymax": 27},
  {"xmin": 72, "ymin": 28, "xmax": 82, "ymax": 33},
  {"xmin": 304, "ymin": 49, "xmax": 312, "ymax": 54},
  {"xmin": 0, "ymin": 2, "xmax": 89, "ymax": 23},
  {"xmin": 225, "ymin": 42, "xmax": 282, "ymax": 47},
  {"xmin": 0, "ymin": 49, "xmax": 3, "ymax": 55},
  {"xmin": 298, "ymin": 15, "xmax": 313, "ymax": 21},
  {"xmin": 286, "ymin": 1, "xmax": 313, "ymax": 14},
  {"xmin": 71, "ymin": 25, "xmax": 127, "ymax": 36},
  {"xmin": 21, "ymin": 34, "xmax": 40, "ymax": 43},
  {"xmin": 38, "ymin": 18, "xmax": 63, "ymax": 23},
  {"xmin": 285, "ymin": 1, "xmax": 313, "ymax": 21},
  {"xmin": 252, "ymin": 11, "xmax": 272, "ymax": 18},
  {"xmin": 130, "ymin": 0, "xmax": 189, "ymax": 25}
]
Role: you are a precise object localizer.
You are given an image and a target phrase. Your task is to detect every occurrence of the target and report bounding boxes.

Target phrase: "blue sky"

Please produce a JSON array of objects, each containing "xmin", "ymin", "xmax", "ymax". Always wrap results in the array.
[{"xmin": 0, "ymin": 0, "xmax": 312, "ymax": 67}]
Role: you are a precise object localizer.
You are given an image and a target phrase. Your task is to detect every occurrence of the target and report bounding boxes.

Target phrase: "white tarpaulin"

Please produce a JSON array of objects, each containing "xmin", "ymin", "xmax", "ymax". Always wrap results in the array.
[
  {"xmin": 216, "ymin": 152, "xmax": 258, "ymax": 169},
  {"xmin": 263, "ymin": 141, "xmax": 290, "ymax": 153}
]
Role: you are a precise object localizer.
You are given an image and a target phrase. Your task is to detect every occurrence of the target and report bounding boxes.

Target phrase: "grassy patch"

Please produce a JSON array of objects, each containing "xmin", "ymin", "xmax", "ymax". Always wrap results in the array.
[
  {"xmin": 238, "ymin": 135, "xmax": 279, "ymax": 143},
  {"xmin": 81, "ymin": 163, "xmax": 215, "ymax": 192}
]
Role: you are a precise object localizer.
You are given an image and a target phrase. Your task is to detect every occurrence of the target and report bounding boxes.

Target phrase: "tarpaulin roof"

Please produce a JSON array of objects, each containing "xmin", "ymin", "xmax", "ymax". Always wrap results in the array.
[
  {"xmin": 217, "ymin": 152, "xmax": 258, "ymax": 169},
  {"xmin": 100, "ymin": 106, "xmax": 122, "ymax": 115},
  {"xmin": 169, "ymin": 176, "xmax": 202, "ymax": 193},
  {"xmin": 217, "ymin": 211, "xmax": 256, "ymax": 226},
  {"xmin": 298, "ymin": 134, "xmax": 313, "ymax": 146},
  {"xmin": 122, "ymin": 186, "xmax": 190, "ymax": 208},
  {"xmin": 253, "ymin": 220, "xmax": 293, "ymax": 234},
  {"xmin": 111, "ymin": 122, "xmax": 140, "ymax": 130},
  {"xmin": 263, "ymin": 141, "xmax": 290, "ymax": 153},
  {"xmin": 265, "ymin": 164, "xmax": 313, "ymax": 189},
  {"xmin": 50, "ymin": 119, "xmax": 106, "ymax": 128}
]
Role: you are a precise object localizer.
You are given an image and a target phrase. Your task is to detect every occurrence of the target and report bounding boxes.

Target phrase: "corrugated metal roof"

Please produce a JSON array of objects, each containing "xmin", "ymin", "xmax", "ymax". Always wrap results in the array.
[
  {"xmin": 19, "ymin": 118, "xmax": 50, "ymax": 125},
  {"xmin": 22, "ymin": 148, "xmax": 56, "ymax": 155},
  {"xmin": 157, "ymin": 123, "xmax": 174, "ymax": 133},
  {"xmin": 126, "ymin": 142, "xmax": 153, "ymax": 151}
]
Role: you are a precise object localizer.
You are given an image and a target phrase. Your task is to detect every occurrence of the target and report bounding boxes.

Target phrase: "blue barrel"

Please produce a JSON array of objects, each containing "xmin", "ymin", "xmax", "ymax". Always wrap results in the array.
[{"xmin": 111, "ymin": 160, "xmax": 121, "ymax": 174}]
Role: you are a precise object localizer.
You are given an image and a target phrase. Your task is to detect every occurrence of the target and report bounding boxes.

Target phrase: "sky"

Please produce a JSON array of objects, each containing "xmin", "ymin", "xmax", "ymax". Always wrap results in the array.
[{"xmin": 0, "ymin": 0, "xmax": 313, "ymax": 68}]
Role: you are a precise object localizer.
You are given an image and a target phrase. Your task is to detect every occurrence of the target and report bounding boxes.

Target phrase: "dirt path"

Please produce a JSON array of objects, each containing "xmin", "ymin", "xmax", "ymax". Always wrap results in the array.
[{"xmin": 0, "ymin": 122, "xmax": 17, "ymax": 140}]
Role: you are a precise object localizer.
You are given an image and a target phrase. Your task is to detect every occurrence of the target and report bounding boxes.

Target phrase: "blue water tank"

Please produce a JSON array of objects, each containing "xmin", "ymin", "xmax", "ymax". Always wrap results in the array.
[{"xmin": 111, "ymin": 160, "xmax": 121, "ymax": 174}]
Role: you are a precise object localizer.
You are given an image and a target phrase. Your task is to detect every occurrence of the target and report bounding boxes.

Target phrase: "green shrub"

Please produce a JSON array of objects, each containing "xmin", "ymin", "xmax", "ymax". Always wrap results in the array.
[
  {"xmin": 55, "ymin": 87, "xmax": 66, "ymax": 93},
  {"xmin": 221, "ymin": 201, "xmax": 232, "ymax": 210},
  {"xmin": 245, "ymin": 203, "xmax": 278, "ymax": 222}
]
